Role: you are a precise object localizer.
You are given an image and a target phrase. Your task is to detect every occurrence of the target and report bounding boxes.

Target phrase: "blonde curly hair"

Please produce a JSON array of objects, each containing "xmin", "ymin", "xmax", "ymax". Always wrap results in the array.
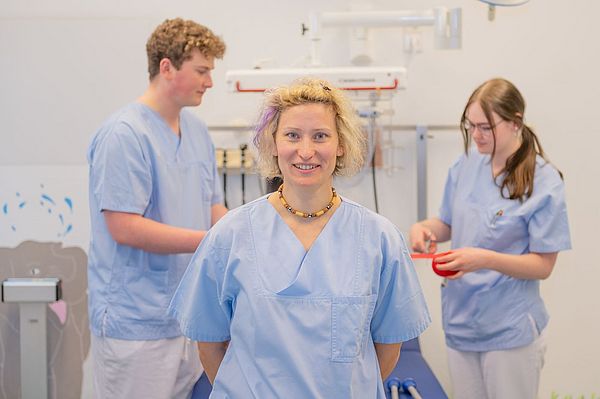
[
  {"xmin": 253, "ymin": 78, "xmax": 366, "ymax": 178},
  {"xmin": 146, "ymin": 18, "xmax": 226, "ymax": 80}
]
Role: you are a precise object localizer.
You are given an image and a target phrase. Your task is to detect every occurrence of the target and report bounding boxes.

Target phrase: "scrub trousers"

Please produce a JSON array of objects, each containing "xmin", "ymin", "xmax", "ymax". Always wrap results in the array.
[
  {"xmin": 91, "ymin": 334, "xmax": 203, "ymax": 399},
  {"xmin": 447, "ymin": 329, "xmax": 547, "ymax": 399}
]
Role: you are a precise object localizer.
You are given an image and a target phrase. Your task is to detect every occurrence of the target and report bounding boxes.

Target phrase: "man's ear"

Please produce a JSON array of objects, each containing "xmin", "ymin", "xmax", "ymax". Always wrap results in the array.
[{"xmin": 159, "ymin": 58, "xmax": 175, "ymax": 78}]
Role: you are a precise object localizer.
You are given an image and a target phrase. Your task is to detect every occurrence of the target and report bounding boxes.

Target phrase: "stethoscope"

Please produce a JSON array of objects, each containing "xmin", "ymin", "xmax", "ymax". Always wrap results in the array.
[{"xmin": 221, "ymin": 145, "xmax": 249, "ymax": 207}]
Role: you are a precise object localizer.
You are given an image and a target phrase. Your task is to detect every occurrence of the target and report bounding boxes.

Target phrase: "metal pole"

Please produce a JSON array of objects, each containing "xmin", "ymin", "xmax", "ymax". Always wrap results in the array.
[
  {"xmin": 416, "ymin": 125, "xmax": 428, "ymax": 221},
  {"xmin": 19, "ymin": 303, "xmax": 49, "ymax": 399}
]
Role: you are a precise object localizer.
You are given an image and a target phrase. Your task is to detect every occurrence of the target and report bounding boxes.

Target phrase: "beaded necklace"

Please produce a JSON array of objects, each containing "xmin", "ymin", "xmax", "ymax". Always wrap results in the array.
[{"xmin": 277, "ymin": 184, "xmax": 337, "ymax": 219}]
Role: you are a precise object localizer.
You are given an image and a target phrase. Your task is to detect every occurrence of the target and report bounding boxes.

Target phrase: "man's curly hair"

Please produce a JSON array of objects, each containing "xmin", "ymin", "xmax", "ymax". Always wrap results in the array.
[{"xmin": 146, "ymin": 18, "xmax": 226, "ymax": 79}]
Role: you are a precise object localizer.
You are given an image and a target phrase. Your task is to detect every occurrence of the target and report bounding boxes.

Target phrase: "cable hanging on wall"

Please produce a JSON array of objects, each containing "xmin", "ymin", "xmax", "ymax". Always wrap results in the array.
[{"xmin": 478, "ymin": 0, "xmax": 531, "ymax": 21}]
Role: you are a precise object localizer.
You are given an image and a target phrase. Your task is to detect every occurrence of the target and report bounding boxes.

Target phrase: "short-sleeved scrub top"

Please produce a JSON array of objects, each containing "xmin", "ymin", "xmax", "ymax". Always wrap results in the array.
[
  {"xmin": 169, "ymin": 196, "xmax": 431, "ymax": 398},
  {"xmin": 87, "ymin": 103, "xmax": 222, "ymax": 340},
  {"xmin": 439, "ymin": 149, "xmax": 571, "ymax": 352}
]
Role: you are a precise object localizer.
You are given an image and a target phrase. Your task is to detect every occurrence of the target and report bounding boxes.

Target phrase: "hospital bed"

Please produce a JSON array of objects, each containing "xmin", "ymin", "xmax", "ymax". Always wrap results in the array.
[{"xmin": 191, "ymin": 337, "xmax": 447, "ymax": 398}]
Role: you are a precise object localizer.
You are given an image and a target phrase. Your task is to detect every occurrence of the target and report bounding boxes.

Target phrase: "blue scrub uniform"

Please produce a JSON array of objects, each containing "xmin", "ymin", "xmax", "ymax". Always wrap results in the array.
[
  {"xmin": 87, "ymin": 103, "xmax": 222, "ymax": 340},
  {"xmin": 439, "ymin": 149, "xmax": 571, "ymax": 352},
  {"xmin": 169, "ymin": 196, "xmax": 431, "ymax": 398}
]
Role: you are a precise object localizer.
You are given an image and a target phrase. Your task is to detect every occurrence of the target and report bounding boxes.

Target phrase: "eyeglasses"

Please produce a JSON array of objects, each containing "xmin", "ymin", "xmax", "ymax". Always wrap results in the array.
[{"xmin": 462, "ymin": 118, "xmax": 506, "ymax": 136}]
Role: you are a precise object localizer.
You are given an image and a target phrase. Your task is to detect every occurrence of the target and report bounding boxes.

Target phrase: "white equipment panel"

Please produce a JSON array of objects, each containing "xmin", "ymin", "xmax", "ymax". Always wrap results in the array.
[{"xmin": 226, "ymin": 66, "xmax": 407, "ymax": 93}]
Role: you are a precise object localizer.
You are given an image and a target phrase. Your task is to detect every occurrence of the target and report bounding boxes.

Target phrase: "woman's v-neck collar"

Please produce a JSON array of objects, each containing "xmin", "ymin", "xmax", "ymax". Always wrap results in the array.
[{"xmin": 266, "ymin": 195, "xmax": 344, "ymax": 253}]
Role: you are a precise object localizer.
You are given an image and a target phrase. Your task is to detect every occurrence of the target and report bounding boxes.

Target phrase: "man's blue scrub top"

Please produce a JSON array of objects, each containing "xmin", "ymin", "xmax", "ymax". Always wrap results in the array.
[{"xmin": 87, "ymin": 103, "xmax": 222, "ymax": 339}]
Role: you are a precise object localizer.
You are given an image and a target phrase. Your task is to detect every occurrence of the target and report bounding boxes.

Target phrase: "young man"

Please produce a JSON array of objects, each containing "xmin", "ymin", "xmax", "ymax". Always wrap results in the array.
[{"xmin": 87, "ymin": 18, "xmax": 227, "ymax": 399}]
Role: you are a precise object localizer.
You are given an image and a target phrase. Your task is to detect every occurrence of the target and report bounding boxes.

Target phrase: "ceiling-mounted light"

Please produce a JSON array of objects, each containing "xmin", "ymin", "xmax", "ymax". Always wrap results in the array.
[{"xmin": 478, "ymin": 0, "xmax": 531, "ymax": 21}]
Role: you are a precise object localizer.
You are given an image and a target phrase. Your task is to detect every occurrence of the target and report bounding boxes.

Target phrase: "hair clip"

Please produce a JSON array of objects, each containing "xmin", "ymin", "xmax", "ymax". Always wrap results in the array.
[{"xmin": 322, "ymin": 85, "xmax": 331, "ymax": 91}]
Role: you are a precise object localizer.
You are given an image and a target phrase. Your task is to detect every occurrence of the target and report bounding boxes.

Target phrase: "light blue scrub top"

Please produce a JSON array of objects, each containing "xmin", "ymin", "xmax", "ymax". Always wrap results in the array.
[
  {"xmin": 87, "ymin": 103, "xmax": 222, "ymax": 340},
  {"xmin": 439, "ymin": 149, "xmax": 571, "ymax": 351},
  {"xmin": 169, "ymin": 196, "xmax": 431, "ymax": 398}
]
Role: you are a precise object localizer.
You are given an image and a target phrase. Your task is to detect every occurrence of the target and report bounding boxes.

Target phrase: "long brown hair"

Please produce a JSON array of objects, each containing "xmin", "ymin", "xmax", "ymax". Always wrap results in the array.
[{"xmin": 460, "ymin": 78, "xmax": 562, "ymax": 201}]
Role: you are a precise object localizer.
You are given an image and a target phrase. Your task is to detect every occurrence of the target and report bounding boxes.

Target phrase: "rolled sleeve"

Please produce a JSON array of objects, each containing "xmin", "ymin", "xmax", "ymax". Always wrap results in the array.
[
  {"xmin": 528, "ymin": 180, "xmax": 572, "ymax": 253},
  {"xmin": 90, "ymin": 125, "xmax": 152, "ymax": 215}
]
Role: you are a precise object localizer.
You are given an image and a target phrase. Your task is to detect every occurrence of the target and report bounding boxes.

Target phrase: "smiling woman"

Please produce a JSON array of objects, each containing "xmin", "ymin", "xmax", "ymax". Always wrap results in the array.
[
  {"xmin": 168, "ymin": 77, "xmax": 432, "ymax": 398},
  {"xmin": 272, "ymin": 102, "xmax": 342, "ymax": 202},
  {"xmin": 253, "ymin": 78, "xmax": 366, "ymax": 179}
]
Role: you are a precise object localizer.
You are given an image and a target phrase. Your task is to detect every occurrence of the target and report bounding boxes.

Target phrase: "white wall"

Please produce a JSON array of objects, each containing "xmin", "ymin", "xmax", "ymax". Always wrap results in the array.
[{"xmin": 1, "ymin": 1, "xmax": 598, "ymax": 397}]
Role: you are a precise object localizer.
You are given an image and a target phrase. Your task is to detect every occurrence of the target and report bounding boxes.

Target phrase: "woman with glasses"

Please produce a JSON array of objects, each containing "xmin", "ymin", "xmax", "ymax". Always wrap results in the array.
[
  {"xmin": 168, "ymin": 78, "xmax": 431, "ymax": 398},
  {"xmin": 410, "ymin": 78, "xmax": 571, "ymax": 399}
]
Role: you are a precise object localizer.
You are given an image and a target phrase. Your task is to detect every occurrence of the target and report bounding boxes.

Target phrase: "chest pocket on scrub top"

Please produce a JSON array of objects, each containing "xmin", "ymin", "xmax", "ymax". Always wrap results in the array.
[
  {"xmin": 163, "ymin": 160, "xmax": 214, "ymax": 230},
  {"xmin": 485, "ymin": 211, "xmax": 527, "ymax": 251},
  {"xmin": 331, "ymin": 295, "xmax": 377, "ymax": 363}
]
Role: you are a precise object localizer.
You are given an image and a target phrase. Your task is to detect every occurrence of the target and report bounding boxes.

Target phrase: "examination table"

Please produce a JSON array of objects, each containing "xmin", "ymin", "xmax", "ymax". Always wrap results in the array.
[{"xmin": 191, "ymin": 337, "xmax": 447, "ymax": 398}]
